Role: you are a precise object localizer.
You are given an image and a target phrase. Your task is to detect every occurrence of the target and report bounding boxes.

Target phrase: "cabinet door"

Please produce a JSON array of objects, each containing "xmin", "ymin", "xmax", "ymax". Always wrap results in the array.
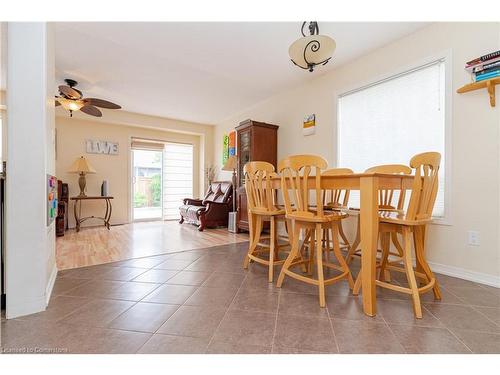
[
  {"xmin": 238, "ymin": 129, "xmax": 252, "ymax": 187},
  {"xmin": 237, "ymin": 187, "xmax": 249, "ymax": 231}
]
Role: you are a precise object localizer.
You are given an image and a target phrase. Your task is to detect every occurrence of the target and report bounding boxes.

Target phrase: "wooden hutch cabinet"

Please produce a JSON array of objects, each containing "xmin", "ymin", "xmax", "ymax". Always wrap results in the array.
[{"xmin": 235, "ymin": 119, "xmax": 279, "ymax": 232}]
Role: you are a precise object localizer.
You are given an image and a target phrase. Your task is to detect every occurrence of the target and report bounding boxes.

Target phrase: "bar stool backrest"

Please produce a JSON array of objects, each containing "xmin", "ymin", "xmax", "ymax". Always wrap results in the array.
[
  {"xmin": 406, "ymin": 152, "xmax": 441, "ymax": 221},
  {"xmin": 364, "ymin": 164, "xmax": 412, "ymax": 210},
  {"xmin": 244, "ymin": 161, "xmax": 278, "ymax": 213},
  {"xmin": 321, "ymin": 168, "xmax": 354, "ymax": 209},
  {"xmin": 278, "ymin": 154, "xmax": 328, "ymax": 219}
]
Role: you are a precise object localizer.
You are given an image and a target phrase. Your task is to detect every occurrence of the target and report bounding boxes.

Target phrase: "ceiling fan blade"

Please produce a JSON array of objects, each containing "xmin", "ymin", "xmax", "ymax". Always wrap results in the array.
[
  {"xmin": 59, "ymin": 85, "xmax": 82, "ymax": 99},
  {"xmin": 84, "ymin": 98, "xmax": 121, "ymax": 109},
  {"xmin": 55, "ymin": 98, "xmax": 61, "ymax": 106},
  {"xmin": 80, "ymin": 105, "xmax": 102, "ymax": 117}
]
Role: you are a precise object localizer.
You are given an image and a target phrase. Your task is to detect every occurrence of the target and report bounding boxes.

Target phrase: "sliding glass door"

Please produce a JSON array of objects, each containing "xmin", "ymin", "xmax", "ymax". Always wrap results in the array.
[
  {"xmin": 132, "ymin": 149, "xmax": 163, "ymax": 221},
  {"xmin": 131, "ymin": 140, "xmax": 193, "ymax": 222}
]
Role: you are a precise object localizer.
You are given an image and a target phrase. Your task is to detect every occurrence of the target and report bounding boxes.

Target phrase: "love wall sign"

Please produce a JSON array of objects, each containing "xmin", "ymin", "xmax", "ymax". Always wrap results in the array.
[{"xmin": 86, "ymin": 139, "xmax": 119, "ymax": 155}]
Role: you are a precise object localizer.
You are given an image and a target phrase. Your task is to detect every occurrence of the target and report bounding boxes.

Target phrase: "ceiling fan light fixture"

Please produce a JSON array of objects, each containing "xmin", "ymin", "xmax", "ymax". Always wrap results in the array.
[
  {"xmin": 289, "ymin": 22, "xmax": 336, "ymax": 72},
  {"xmin": 56, "ymin": 79, "xmax": 121, "ymax": 118}
]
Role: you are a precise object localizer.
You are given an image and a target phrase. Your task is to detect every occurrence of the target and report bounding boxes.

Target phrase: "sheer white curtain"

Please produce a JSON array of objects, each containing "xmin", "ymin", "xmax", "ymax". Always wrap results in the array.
[
  {"xmin": 163, "ymin": 143, "xmax": 194, "ymax": 220},
  {"xmin": 338, "ymin": 60, "xmax": 446, "ymax": 217}
]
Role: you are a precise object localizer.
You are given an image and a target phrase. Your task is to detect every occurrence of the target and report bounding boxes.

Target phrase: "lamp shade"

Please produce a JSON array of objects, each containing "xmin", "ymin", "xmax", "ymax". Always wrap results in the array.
[
  {"xmin": 57, "ymin": 97, "xmax": 85, "ymax": 112},
  {"xmin": 289, "ymin": 34, "xmax": 336, "ymax": 70},
  {"xmin": 68, "ymin": 156, "xmax": 97, "ymax": 174},
  {"xmin": 222, "ymin": 155, "xmax": 237, "ymax": 171}
]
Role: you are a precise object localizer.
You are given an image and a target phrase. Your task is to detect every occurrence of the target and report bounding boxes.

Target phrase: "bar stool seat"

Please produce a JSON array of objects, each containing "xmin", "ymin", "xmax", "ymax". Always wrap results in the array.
[
  {"xmin": 286, "ymin": 210, "xmax": 347, "ymax": 223},
  {"xmin": 249, "ymin": 207, "xmax": 285, "ymax": 216}
]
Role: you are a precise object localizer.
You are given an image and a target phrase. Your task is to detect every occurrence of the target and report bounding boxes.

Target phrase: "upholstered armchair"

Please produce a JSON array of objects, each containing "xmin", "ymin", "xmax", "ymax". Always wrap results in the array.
[{"xmin": 178, "ymin": 181, "xmax": 233, "ymax": 231}]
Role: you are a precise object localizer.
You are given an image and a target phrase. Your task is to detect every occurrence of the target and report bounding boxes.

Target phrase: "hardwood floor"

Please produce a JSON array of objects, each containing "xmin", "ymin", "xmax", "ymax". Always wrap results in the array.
[{"xmin": 56, "ymin": 221, "xmax": 249, "ymax": 270}]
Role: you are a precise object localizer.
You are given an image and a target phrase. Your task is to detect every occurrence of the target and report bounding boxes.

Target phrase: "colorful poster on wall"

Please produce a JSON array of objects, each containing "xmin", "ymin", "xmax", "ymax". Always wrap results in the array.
[
  {"xmin": 303, "ymin": 114, "xmax": 316, "ymax": 136},
  {"xmin": 222, "ymin": 134, "xmax": 229, "ymax": 165},
  {"xmin": 47, "ymin": 174, "xmax": 58, "ymax": 226},
  {"xmin": 228, "ymin": 130, "xmax": 236, "ymax": 156}
]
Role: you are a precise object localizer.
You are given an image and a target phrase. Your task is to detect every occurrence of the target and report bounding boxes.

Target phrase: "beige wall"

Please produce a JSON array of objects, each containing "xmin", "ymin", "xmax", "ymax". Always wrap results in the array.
[
  {"xmin": 215, "ymin": 22, "xmax": 500, "ymax": 283},
  {"xmin": 56, "ymin": 111, "xmax": 214, "ymax": 228}
]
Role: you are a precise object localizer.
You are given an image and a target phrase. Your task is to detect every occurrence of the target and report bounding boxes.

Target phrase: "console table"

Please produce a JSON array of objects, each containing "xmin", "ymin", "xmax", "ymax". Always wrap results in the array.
[{"xmin": 70, "ymin": 196, "xmax": 114, "ymax": 232}]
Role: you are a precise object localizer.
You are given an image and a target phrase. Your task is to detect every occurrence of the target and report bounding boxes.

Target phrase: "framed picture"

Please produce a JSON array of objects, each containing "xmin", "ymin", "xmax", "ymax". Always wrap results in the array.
[
  {"xmin": 228, "ymin": 130, "xmax": 236, "ymax": 156},
  {"xmin": 47, "ymin": 174, "xmax": 58, "ymax": 226},
  {"xmin": 303, "ymin": 114, "xmax": 316, "ymax": 136},
  {"xmin": 222, "ymin": 134, "xmax": 229, "ymax": 165}
]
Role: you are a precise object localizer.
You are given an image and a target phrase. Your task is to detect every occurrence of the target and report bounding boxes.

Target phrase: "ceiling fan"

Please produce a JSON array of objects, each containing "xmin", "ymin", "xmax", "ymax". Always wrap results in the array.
[{"xmin": 55, "ymin": 79, "xmax": 121, "ymax": 117}]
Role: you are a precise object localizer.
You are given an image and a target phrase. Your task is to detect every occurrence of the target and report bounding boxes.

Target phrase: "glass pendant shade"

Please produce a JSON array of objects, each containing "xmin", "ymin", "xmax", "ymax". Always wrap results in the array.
[
  {"xmin": 289, "ymin": 34, "xmax": 336, "ymax": 71},
  {"xmin": 57, "ymin": 97, "xmax": 85, "ymax": 112}
]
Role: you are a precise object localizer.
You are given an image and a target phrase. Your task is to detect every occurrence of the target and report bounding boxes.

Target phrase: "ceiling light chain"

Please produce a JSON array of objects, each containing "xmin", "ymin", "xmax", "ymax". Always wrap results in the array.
[{"xmin": 301, "ymin": 21, "xmax": 319, "ymax": 37}]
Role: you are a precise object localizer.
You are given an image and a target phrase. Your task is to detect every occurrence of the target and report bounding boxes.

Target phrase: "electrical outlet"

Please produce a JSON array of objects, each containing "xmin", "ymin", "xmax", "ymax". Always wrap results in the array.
[{"xmin": 468, "ymin": 231, "xmax": 480, "ymax": 246}]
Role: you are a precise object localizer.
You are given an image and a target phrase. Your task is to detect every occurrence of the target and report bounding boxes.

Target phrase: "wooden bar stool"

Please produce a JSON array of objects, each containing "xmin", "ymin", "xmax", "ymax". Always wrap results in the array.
[
  {"xmin": 355, "ymin": 152, "xmax": 442, "ymax": 318},
  {"xmin": 346, "ymin": 164, "xmax": 412, "ymax": 270},
  {"xmin": 276, "ymin": 155, "xmax": 353, "ymax": 307},
  {"xmin": 321, "ymin": 168, "xmax": 353, "ymax": 260},
  {"xmin": 242, "ymin": 161, "xmax": 291, "ymax": 283}
]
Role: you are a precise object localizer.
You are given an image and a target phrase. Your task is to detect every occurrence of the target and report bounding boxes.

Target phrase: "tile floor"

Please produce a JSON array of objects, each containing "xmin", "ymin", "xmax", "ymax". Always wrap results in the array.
[{"xmin": 1, "ymin": 241, "xmax": 500, "ymax": 354}]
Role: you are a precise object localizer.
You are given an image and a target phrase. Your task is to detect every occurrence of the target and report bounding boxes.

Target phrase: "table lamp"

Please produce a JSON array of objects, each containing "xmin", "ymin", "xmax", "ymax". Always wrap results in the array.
[
  {"xmin": 222, "ymin": 155, "xmax": 237, "ymax": 212},
  {"xmin": 68, "ymin": 156, "xmax": 96, "ymax": 197}
]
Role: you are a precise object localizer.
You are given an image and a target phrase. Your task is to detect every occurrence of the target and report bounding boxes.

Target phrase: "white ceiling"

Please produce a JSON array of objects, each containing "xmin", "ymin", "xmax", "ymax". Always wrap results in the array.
[{"xmin": 54, "ymin": 22, "xmax": 429, "ymax": 124}]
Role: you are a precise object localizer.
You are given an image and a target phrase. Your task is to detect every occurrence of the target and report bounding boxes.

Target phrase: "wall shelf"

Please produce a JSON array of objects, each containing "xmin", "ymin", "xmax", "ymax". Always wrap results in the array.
[{"xmin": 457, "ymin": 77, "xmax": 500, "ymax": 107}]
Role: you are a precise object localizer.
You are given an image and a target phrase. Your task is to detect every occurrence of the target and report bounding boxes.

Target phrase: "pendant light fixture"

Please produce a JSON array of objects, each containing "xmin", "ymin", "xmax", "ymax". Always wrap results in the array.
[{"xmin": 289, "ymin": 22, "xmax": 336, "ymax": 72}]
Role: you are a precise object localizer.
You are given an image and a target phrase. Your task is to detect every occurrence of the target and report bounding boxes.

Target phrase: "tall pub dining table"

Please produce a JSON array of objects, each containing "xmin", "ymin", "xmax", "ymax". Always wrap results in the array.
[{"xmin": 268, "ymin": 172, "xmax": 415, "ymax": 317}]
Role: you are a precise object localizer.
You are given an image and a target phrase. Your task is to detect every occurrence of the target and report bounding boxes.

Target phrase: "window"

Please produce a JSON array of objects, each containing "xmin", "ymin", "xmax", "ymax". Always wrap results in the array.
[
  {"xmin": 163, "ymin": 143, "xmax": 194, "ymax": 220},
  {"xmin": 338, "ymin": 59, "xmax": 447, "ymax": 218}
]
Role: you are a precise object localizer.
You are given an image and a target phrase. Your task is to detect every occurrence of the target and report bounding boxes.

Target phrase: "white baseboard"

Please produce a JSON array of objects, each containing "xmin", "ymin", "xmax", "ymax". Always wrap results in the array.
[
  {"xmin": 428, "ymin": 261, "xmax": 500, "ymax": 288},
  {"xmin": 45, "ymin": 264, "xmax": 58, "ymax": 305},
  {"xmin": 6, "ymin": 297, "xmax": 46, "ymax": 319},
  {"xmin": 6, "ymin": 265, "xmax": 58, "ymax": 319}
]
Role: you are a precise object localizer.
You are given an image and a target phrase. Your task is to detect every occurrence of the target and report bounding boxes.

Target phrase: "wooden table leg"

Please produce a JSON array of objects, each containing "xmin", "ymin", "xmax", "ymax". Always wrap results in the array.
[
  {"xmin": 106, "ymin": 198, "xmax": 112, "ymax": 229},
  {"xmin": 74, "ymin": 199, "xmax": 80, "ymax": 232},
  {"xmin": 360, "ymin": 176, "xmax": 379, "ymax": 317},
  {"xmin": 104, "ymin": 198, "xmax": 110, "ymax": 229}
]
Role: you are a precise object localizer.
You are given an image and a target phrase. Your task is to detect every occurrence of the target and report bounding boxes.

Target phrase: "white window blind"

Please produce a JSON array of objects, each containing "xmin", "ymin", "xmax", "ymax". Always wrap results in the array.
[
  {"xmin": 163, "ymin": 143, "xmax": 194, "ymax": 220},
  {"xmin": 338, "ymin": 60, "xmax": 446, "ymax": 217}
]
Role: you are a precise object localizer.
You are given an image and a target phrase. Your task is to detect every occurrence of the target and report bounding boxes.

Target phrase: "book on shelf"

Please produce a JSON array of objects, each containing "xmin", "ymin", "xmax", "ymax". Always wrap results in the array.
[
  {"xmin": 469, "ymin": 58, "xmax": 500, "ymax": 73},
  {"xmin": 466, "ymin": 50, "xmax": 500, "ymax": 66},
  {"xmin": 475, "ymin": 71, "xmax": 500, "ymax": 82},
  {"xmin": 476, "ymin": 68, "xmax": 500, "ymax": 78}
]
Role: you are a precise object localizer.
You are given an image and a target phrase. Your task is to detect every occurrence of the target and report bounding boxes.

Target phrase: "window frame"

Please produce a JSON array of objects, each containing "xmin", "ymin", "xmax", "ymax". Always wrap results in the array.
[{"xmin": 336, "ymin": 50, "xmax": 453, "ymax": 225}]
